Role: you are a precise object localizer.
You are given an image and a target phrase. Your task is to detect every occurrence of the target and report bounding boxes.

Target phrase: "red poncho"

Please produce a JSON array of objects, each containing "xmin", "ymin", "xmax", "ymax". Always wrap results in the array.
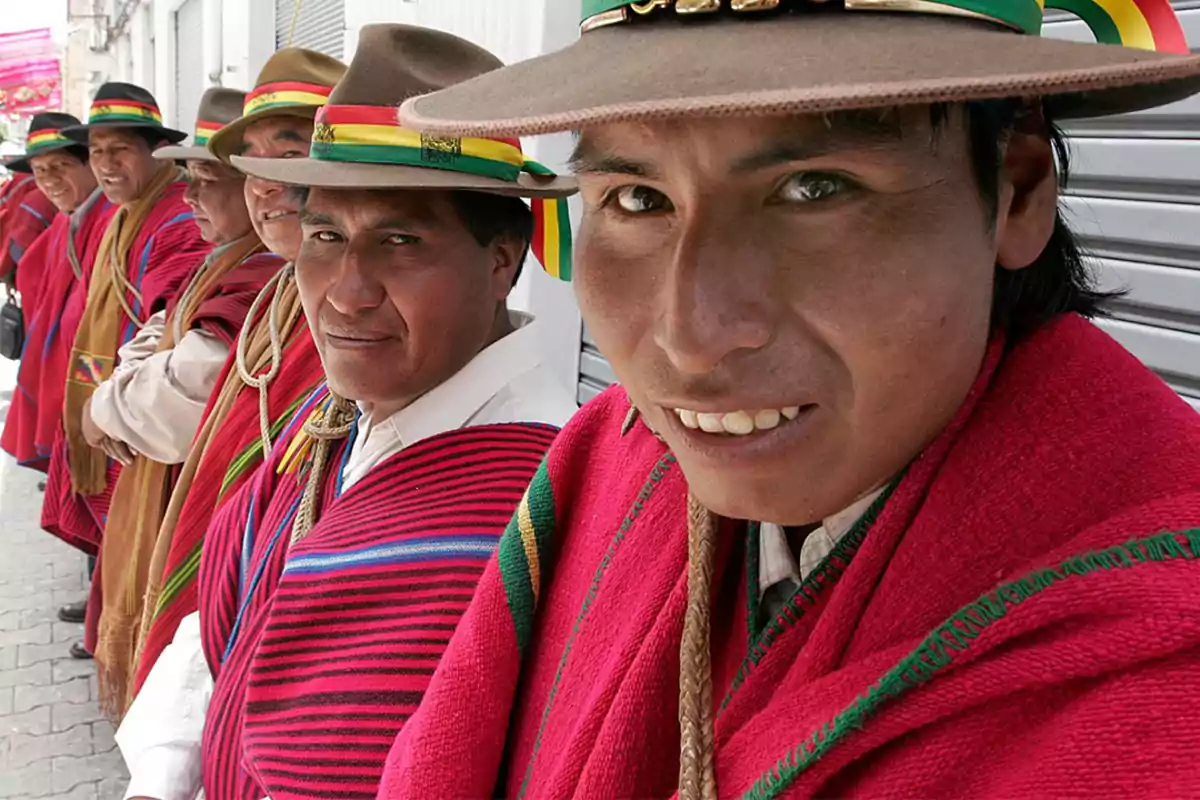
[
  {"xmin": 381, "ymin": 314, "xmax": 1200, "ymax": 799},
  {"xmin": 41, "ymin": 180, "xmax": 210, "ymax": 557},
  {"xmin": 199, "ymin": 385, "xmax": 560, "ymax": 799},
  {"xmin": 2, "ymin": 190, "xmax": 113, "ymax": 470},
  {"xmin": 0, "ymin": 176, "xmax": 53, "ymax": 287}
]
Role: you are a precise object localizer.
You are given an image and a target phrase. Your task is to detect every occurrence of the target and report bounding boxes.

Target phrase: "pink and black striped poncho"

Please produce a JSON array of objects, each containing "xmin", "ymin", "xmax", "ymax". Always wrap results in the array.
[{"xmin": 199, "ymin": 384, "xmax": 559, "ymax": 799}]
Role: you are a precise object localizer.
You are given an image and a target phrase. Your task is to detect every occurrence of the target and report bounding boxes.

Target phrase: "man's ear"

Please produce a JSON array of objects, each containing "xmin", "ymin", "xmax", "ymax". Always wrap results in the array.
[
  {"xmin": 489, "ymin": 235, "xmax": 524, "ymax": 300},
  {"xmin": 994, "ymin": 117, "xmax": 1058, "ymax": 273}
]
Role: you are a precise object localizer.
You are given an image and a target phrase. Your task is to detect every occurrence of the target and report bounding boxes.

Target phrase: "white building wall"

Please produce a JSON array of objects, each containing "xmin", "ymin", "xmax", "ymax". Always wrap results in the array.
[{"xmin": 137, "ymin": 0, "xmax": 275, "ymax": 128}]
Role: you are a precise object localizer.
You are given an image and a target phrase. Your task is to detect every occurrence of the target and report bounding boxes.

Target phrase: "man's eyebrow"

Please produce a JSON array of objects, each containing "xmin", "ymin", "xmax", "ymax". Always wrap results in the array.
[
  {"xmin": 568, "ymin": 136, "xmax": 659, "ymax": 179},
  {"xmin": 299, "ymin": 209, "xmax": 335, "ymax": 226},
  {"xmin": 274, "ymin": 129, "xmax": 310, "ymax": 144},
  {"xmin": 731, "ymin": 115, "xmax": 907, "ymax": 173}
]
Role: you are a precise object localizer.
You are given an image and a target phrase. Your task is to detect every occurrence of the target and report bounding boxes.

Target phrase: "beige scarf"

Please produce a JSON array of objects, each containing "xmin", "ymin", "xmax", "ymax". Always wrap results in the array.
[{"xmin": 63, "ymin": 164, "xmax": 183, "ymax": 495}]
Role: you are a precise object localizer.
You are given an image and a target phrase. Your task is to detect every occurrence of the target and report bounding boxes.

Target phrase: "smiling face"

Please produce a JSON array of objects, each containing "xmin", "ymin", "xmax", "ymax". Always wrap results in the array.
[
  {"xmin": 571, "ymin": 106, "xmax": 1057, "ymax": 525},
  {"xmin": 296, "ymin": 187, "xmax": 522, "ymax": 417},
  {"xmin": 239, "ymin": 116, "xmax": 315, "ymax": 260},
  {"xmin": 184, "ymin": 159, "xmax": 252, "ymax": 244},
  {"xmin": 29, "ymin": 150, "xmax": 96, "ymax": 213},
  {"xmin": 88, "ymin": 128, "xmax": 164, "ymax": 204}
]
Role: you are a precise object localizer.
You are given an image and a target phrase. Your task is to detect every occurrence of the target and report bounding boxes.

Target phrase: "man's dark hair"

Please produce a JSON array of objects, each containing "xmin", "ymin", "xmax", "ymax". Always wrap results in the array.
[
  {"xmin": 63, "ymin": 144, "xmax": 90, "ymax": 164},
  {"xmin": 955, "ymin": 100, "xmax": 1118, "ymax": 340},
  {"xmin": 448, "ymin": 190, "xmax": 534, "ymax": 288}
]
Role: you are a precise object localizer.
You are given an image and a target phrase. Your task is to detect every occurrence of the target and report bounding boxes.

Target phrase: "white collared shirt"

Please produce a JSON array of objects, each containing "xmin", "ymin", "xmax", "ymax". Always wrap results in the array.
[
  {"xmin": 757, "ymin": 487, "xmax": 885, "ymax": 620},
  {"xmin": 117, "ymin": 310, "xmax": 576, "ymax": 800}
]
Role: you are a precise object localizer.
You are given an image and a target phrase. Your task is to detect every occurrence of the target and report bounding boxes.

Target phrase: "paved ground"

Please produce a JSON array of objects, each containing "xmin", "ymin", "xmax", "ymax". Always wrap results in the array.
[{"xmin": 0, "ymin": 360, "xmax": 129, "ymax": 799}]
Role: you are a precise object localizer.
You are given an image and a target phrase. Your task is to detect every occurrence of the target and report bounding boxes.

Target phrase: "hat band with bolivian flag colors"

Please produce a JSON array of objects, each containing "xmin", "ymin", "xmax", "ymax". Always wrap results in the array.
[
  {"xmin": 89, "ymin": 98, "xmax": 165, "ymax": 125},
  {"xmin": 311, "ymin": 104, "xmax": 574, "ymax": 280},
  {"xmin": 581, "ymin": 0, "xmax": 1188, "ymax": 54},
  {"xmin": 26, "ymin": 128, "xmax": 74, "ymax": 155},
  {"xmin": 244, "ymin": 80, "xmax": 335, "ymax": 116},
  {"xmin": 194, "ymin": 121, "xmax": 224, "ymax": 146}
]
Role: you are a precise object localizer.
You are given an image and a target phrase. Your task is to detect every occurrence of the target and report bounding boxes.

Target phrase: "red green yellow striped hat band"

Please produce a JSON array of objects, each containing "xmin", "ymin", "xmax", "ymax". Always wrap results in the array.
[
  {"xmin": 89, "ymin": 98, "xmax": 164, "ymax": 125},
  {"xmin": 244, "ymin": 80, "xmax": 334, "ymax": 116},
  {"xmin": 581, "ymin": 0, "xmax": 1188, "ymax": 53},
  {"xmin": 194, "ymin": 121, "xmax": 223, "ymax": 146},
  {"xmin": 26, "ymin": 128, "xmax": 75, "ymax": 154},
  {"xmin": 311, "ymin": 104, "xmax": 574, "ymax": 280}
]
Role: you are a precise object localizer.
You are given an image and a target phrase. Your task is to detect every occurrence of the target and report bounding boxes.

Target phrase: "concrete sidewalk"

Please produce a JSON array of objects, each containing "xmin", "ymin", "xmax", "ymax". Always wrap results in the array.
[{"xmin": 0, "ymin": 359, "xmax": 129, "ymax": 799}]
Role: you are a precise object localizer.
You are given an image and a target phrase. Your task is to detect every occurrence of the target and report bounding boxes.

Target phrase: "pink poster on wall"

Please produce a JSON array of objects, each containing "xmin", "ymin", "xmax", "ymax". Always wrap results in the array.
[{"xmin": 0, "ymin": 29, "xmax": 61, "ymax": 117}]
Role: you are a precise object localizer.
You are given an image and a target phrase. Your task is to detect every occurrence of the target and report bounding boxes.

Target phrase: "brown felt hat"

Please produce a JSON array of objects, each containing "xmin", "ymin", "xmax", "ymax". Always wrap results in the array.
[
  {"xmin": 207, "ymin": 47, "xmax": 346, "ymax": 162},
  {"xmin": 232, "ymin": 24, "xmax": 576, "ymax": 198},
  {"xmin": 156, "ymin": 87, "xmax": 247, "ymax": 162},
  {"xmin": 397, "ymin": 1, "xmax": 1200, "ymax": 138}
]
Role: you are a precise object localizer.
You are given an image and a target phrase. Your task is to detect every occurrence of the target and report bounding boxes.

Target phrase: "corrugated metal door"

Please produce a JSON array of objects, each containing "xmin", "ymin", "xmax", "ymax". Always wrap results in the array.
[
  {"xmin": 1045, "ymin": 5, "xmax": 1200, "ymax": 412},
  {"xmin": 577, "ymin": 12, "xmax": 1200, "ymax": 411},
  {"xmin": 276, "ymin": 0, "xmax": 347, "ymax": 58},
  {"xmin": 172, "ymin": 0, "xmax": 204, "ymax": 129}
]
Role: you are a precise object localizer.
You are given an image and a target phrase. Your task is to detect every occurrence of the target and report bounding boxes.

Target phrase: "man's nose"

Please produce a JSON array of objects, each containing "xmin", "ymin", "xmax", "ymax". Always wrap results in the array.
[{"xmin": 653, "ymin": 212, "xmax": 775, "ymax": 376}]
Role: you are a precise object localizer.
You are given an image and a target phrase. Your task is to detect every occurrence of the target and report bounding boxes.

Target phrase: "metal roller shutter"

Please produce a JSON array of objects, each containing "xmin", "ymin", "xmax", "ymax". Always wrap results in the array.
[
  {"xmin": 1045, "ymin": 4, "xmax": 1200, "ymax": 412},
  {"xmin": 276, "ymin": 0, "xmax": 347, "ymax": 58},
  {"xmin": 172, "ymin": 0, "xmax": 204, "ymax": 129},
  {"xmin": 577, "ymin": 11, "xmax": 1200, "ymax": 411}
]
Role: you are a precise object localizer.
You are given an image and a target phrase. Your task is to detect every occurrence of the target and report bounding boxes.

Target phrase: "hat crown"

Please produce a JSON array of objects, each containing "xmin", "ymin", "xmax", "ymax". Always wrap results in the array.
[
  {"xmin": 327, "ymin": 23, "xmax": 504, "ymax": 109},
  {"xmin": 196, "ymin": 87, "xmax": 247, "ymax": 126},
  {"xmin": 27, "ymin": 112, "xmax": 82, "ymax": 134},
  {"xmin": 254, "ymin": 47, "xmax": 347, "ymax": 91},
  {"xmin": 91, "ymin": 81, "xmax": 165, "ymax": 114}
]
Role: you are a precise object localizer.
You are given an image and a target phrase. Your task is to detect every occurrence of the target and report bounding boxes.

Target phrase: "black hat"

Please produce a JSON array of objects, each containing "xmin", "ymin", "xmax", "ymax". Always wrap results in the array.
[
  {"xmin": 2, "ymin": 112, "xmax": 87, "ymax": 173},
  {"xmin": 62, "ymin": 82, "xmax": 187, "ymax": 145}
]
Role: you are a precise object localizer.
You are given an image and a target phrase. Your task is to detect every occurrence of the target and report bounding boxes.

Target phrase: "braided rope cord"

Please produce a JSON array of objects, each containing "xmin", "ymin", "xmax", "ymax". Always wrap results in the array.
[
  {"xmin": 679, "ymin": 492, "xmax": 718, "ymax": 800},
  {"xmin": 235, "ymin": 263, "xmax": 293, "ymax": 453},
  {"xmin": 289, "ymin": 392, "xmax": 356, "ymax": 545}
]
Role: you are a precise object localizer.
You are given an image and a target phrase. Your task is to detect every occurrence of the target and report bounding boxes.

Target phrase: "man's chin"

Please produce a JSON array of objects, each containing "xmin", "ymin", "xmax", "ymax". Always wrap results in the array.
[{"xmin": 679, "ymin": 458, "xmax": 827, "ymax": 527}]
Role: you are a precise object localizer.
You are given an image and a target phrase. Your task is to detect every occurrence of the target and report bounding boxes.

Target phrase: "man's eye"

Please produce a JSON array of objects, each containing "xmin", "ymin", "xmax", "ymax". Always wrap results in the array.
[
  {"xmin": 308, "ymin": 230, "xmax": 341, "ymax": 243},
  {"xmin": 385, "ymin": 233, "xmax": 420, "ymax": 246},
  {"xmin": 613, "ymin": 185, "xmax": 671, "ymax": 214},
  {"xmin": 775, "ymin": 173, "xmax": 853, "ymax": 204}
]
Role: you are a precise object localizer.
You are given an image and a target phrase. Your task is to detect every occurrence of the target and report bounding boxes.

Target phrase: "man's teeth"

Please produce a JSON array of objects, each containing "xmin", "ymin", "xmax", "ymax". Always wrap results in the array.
[{"xmin": 675, "ymin": 406, "xmax": 802, "ymax": 435}]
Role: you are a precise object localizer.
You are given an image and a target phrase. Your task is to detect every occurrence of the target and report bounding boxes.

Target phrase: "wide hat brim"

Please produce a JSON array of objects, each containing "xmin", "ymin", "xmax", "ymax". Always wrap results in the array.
[
  {"xmin": 155, "ymin": 144, "xmax": 218, "ymax": 162},
  {"xmin": 62, "ymin": 120, "xmax": 188, "ymax": 144},
  {"xmin": 399, "ymin": 13, "xmax": 1200, "ymax": 137},
  {"xmin": 230, "ymin": 154, "xmax": 578, "ymax": 198},
  {"xmin": 208, "ymin": 106, "xmax": 323, "ymax": 162},
  {"xmin": 2, "ymin": 139, "xmax": 81, "ymax": 173}
]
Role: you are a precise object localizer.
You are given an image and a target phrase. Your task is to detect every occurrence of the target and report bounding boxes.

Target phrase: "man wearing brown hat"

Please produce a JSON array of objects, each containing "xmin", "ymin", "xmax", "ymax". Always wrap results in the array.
[
  {"xmin": 381, "ymin": 4, "xmax": 1200, "ymax": 798},
  {"xmin": 117, "ymin": 24, "xmax": 578, "ymax": 800},
  {"xmin": 85, "ymin": 86, "xmax": 288, "ymax": 721},
  {"xmin": 40, "ymin": 81, "xmax": 212, "ymax": 661}
]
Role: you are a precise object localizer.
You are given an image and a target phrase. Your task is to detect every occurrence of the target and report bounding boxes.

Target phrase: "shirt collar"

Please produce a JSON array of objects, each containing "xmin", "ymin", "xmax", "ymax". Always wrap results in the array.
[
  {"xmin": 358, "ymin": 310, "xmax": 542, "ymax": 449},
  {"xmin": 757, "ymin": 486, "xmax": 887, "ymax": 595}
]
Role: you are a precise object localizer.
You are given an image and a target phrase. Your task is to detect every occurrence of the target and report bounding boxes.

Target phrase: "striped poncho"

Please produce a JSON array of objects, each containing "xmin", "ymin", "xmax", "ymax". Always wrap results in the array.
[{"xmin": 199, "ymin": 385, "xmax": 559, "ymax": 799}]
